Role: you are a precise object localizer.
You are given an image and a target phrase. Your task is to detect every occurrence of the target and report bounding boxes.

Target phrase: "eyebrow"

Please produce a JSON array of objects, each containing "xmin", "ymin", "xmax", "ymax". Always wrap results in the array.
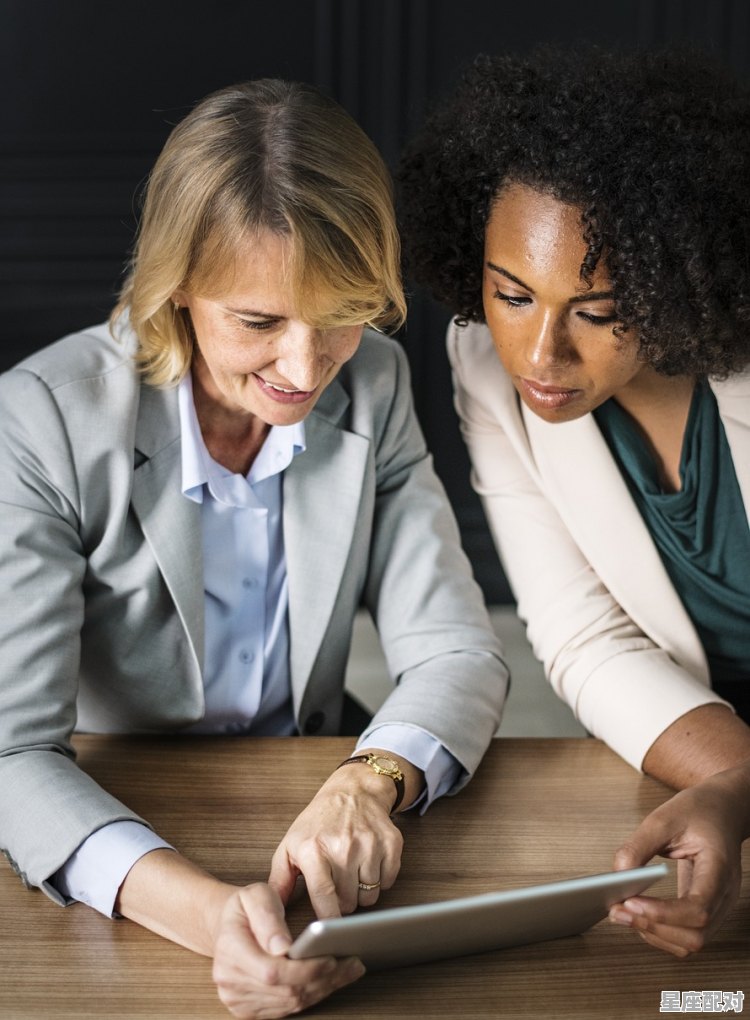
[
  {"xmin": 225, "ymin": 306, "xmax": 283, "ymax": 318},
  {"xmin": 485, "ymin": 261, "xmax": 614, "ymax": 303}
]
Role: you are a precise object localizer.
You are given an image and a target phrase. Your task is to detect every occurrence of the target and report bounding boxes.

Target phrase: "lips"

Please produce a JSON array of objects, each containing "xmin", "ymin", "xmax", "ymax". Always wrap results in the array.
[
  {"xmin": 518, "ymin": 377, "xmax": 582, "ymax": 410},
  {"xmin": 254, "ymin": 374, "xmax": 316, "ymax": 404}
]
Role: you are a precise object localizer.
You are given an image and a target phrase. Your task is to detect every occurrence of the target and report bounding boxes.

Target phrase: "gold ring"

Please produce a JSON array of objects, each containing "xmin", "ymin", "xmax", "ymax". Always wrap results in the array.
[{"xmin": 358, "ymin": 881, "xmax": 381, "ymax": 891}]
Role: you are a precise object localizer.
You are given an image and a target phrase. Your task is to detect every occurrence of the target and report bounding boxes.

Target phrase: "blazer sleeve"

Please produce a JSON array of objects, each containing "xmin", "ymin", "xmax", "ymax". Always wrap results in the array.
[
  {"xmin": 447, "ymin": 321, "xmax": 726, "ymax": 771},
  {"xmin": 0, "ymin": 368, "xmax": 149, "ymax": 901},
  {"xmin": 354, "ymin": 337, "xmax": 509, "ymax": 787}
]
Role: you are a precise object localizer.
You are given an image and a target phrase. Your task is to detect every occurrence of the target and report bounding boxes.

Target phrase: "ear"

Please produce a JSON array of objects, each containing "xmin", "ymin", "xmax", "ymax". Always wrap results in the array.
[{"xmin": 170, "ymin": 288, "xmax": 188, "ymax": 308}]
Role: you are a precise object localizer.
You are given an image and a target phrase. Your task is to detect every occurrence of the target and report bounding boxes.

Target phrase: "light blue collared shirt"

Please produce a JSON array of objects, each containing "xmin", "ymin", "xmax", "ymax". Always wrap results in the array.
[
  {"xmin": 178, "ymin": 372, "xmax": 304, "ymax": 736},
  {"xmin": 53, "ymin": 376, "xmax": 458, "ymax": 916}
]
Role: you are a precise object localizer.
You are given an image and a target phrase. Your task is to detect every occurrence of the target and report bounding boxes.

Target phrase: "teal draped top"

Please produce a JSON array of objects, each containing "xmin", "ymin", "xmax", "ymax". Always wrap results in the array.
[{"xmin": 594, "ymin": 381, "xmax": 750, "ymax": 722}]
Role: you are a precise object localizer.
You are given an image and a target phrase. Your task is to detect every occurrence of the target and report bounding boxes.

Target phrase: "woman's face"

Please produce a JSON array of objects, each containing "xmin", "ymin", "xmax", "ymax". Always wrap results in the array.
[
  {"xmin": 176, "ymin": 230, "xmax": 363, "ymax": 427},
  {"xmin": 482, "ymin": 183, "xmax": 648, "ymax": 423}
]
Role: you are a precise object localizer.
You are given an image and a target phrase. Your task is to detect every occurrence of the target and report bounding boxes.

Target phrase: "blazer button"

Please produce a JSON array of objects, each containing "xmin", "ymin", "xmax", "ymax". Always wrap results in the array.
[{"xmin": 304, "ymin": 711, "xmax": 325, "ymax": 734}]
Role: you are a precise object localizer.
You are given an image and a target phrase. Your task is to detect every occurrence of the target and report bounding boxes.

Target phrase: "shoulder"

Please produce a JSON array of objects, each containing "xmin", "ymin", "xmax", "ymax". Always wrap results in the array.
[
  {"xmin": 711, "ymin": 368, "xmax": 750, "ymax": 400},
  {"xmin": 324, "ymin": 328, "xmax": 411, "ymax": 418},
  {"xmin": 0, "ymin": 321, "xmax": 143, "ymax": 456},
  {"xmin": 447, "ymin": 320, "xmax": 513, "ymax": 393},
  {"xmin": 3, "ymin": 321, "xmax": 138, "ymax": 393},
  {"xmin": 446, "ymin": 319, "xmax": 520, "ymax": 431},
  {"xmin": 347, "ymin": 328, "xmax": 408, "ymax": 380}
]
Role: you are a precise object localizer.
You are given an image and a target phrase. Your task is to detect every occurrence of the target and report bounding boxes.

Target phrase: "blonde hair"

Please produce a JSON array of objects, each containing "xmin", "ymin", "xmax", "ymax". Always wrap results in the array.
[{"xmin": 112, "ymin": 80, "xmax": 406, "ymax": 386}]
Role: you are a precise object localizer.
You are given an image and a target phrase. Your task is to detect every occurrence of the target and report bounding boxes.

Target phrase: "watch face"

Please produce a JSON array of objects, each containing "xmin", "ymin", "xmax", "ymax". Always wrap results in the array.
[{"xmin": 369, "ymin": 755, "xmax": 400, "ymax": 776}]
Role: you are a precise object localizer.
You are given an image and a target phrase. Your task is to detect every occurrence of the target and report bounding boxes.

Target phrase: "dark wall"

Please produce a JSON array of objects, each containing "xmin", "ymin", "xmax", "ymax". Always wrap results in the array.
[{"xmin": 3, "ymin": 0, "xmax": 749, "ymax": 601}]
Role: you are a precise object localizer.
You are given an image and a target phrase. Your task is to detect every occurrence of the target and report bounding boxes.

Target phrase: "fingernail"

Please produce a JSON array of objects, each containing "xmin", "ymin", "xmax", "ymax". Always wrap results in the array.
[
  {"xmin": 623, "ymin": 898, "xmax": 644, "ymax": 915},
  {"xmin": 609, "ymin": 908, "xmax": 632, "ymax": 926},
  {"xmin": 349, "ymin": 958, "xmax": 366, "ymax": 978},
  {"xmin": 269, "ymin": 934, "xmax": 292, "ymax": 955}
]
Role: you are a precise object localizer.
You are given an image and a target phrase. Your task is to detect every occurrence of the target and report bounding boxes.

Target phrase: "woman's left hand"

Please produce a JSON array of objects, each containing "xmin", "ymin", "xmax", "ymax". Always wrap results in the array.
[
  {"xmin": 609, "ymin": 762, "xmax": 750, "ymax": 956},
  {"xmin": 268, "ymin": 754, "xmax": 417, "ymax": 918}
]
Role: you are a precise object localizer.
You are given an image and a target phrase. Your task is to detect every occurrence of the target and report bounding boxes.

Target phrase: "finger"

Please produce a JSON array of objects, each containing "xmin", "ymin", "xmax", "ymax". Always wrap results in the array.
[
  {"xmin": 295, "ymin": 850, "xmax": 344, "ymax": 920},
  {"xmin": 610, "ymin": 893, "xmax": 708, "ymax": 929},
  {"xmin": 268, "ymin": 846, "xmax": 300, "ymax": 907},
  {"xmin": 377, "ymin": 824, "xmax": 404, "ymax": 890},
  {"xmin": 356, "ymin": 873, "xmax": 382, "ymax": 908},
  {"xmin": 217, "ymin": 953, "xmax": 364, "ymax": 1019},
  {"xmin": 622, "ymin": 909, "xmax": 710, "ymax": 957},
  {"xmin": 620, "ymin": 847, "xmax": 728, "ymax": 929}
]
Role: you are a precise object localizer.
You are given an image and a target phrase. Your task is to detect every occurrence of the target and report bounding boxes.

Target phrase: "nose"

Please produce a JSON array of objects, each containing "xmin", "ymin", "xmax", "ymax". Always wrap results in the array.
[
  {"xmin": 526, "ymin": 309, "xmax": 575, "ymax": 370},
  {"xmin": 275, "ymin": 324, "xmax": 328, "ymax": 391}
]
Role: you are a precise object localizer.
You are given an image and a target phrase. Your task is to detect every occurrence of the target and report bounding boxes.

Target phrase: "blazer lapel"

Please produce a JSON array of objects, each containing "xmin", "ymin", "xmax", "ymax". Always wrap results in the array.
[
  {"xmin": 522, "ymin": 402, "xmax": 708, "ymax": 679},
  {"xmin": 713, "ymin": 372, "xmax": 750, "ymax": 527},
  {"xmin": 283, "ymin": 381, "xmax": 369, "ymax": 712},
  {"xmin": 130, "ymin": 382, "xmax": 205, "ymax": 678}
]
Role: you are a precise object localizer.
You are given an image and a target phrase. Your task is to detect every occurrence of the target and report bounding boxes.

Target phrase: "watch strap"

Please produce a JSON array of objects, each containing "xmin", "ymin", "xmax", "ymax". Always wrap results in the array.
[{"xmin": 337, "ymin": 754, "xmax": 405, "ymax": 812}]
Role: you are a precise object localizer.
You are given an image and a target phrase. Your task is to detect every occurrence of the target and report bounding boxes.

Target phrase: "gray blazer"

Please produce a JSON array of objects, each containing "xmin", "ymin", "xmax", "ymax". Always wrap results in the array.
[{"xmin": 0, "ymin": 322, "xmax": 507, "ymax": 899}]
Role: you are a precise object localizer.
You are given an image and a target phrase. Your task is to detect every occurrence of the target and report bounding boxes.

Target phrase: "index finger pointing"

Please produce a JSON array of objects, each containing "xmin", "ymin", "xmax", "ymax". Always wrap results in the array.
[{"xmin": 297, "ymin": 855, "xmax": 344, "ymax": 919}]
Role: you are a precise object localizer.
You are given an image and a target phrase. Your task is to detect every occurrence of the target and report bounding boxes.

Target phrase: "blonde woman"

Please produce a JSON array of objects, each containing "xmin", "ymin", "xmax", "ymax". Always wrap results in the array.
[{"xmin": 0, "ymin": 81, "xmax": 507, "ymax": 1018}]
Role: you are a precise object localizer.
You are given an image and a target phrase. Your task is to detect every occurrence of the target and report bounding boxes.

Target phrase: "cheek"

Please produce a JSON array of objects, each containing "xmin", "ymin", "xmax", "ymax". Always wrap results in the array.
[{"xmin": 332, "ymin": 327, "xmax": 364, "ymax": 365}]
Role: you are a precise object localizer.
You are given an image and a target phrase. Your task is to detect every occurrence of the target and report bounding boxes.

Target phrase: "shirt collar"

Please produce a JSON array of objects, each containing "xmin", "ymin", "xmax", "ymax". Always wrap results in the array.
[{"xmin": 177, "ymin": 373, "xmax": 306, "ymax": 505}]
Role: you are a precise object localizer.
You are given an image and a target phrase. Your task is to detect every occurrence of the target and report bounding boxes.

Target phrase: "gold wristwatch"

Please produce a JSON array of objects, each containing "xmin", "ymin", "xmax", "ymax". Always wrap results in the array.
[{"xmin": 337, "ymin": 753, "xmax": 405, "ymax": 812}]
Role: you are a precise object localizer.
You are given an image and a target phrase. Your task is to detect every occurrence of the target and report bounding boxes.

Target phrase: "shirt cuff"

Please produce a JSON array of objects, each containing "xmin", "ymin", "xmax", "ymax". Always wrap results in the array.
[
  {"xmin": 50, "ymin": 821, "xmax": 174, "ymax": 917},
  {"xmin": 356, "ymin": 723, "xmax": 462, "ymax": 813}
]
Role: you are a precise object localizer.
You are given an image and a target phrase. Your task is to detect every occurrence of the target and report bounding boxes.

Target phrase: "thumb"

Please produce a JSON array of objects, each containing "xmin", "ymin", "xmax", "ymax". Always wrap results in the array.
[
  {"xmin": 613, "ymin": 814, "xmax": 670, "ymax": 872},
  {"xmin": 235, "ymin": 883, "xmax": 293, "ymax": 957}
]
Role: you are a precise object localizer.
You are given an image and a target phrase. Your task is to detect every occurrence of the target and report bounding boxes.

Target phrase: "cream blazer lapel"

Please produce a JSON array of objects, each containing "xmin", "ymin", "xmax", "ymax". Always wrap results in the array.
[
  {"xmin": 521, "ymin": 401, "xmax": 709, "ymax": 680},
  {"xmin": 130, "ymin": 381, "xmax": 205, "ymax": 684},
  {"xmin": 283, "ymin": 377, "xmax": 369, "ymax": 715},
  {"xmin": 713, "ymin": 371, "xmax": 750, "ymax": 525}
]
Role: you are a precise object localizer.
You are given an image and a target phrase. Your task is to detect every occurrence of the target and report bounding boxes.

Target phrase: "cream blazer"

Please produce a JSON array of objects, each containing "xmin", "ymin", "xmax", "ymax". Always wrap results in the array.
[{"xmin": 449, "ymin": 320, "xmax": 750, "ymax": 770}]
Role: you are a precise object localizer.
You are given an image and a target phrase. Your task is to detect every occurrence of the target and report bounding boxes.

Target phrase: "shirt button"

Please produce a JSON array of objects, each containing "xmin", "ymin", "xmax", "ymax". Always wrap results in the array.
[
  {"xmin": 304, "ymin": 711, "xmax": 325, "ymax": 734},
  {"xmin": 242, "ymin": 577, "xmax": 257, "ymax": 590},
  {"xmin": 239, "ymin": 650, "xmax": 255, "ymax": 665}
]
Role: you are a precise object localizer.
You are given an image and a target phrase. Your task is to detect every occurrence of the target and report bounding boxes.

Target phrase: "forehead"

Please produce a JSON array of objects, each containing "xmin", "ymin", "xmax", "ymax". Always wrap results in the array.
[
  {"xmin": 207, "ymin": 230, "xmax": 295, "ymax": 305},
  {"xmin": 485, "ymin": 183, "xmax": 610, "ymax": 293}
]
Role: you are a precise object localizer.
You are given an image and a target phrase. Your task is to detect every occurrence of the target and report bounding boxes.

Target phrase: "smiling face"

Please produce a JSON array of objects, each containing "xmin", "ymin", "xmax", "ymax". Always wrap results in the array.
[
  {"xmin": 482, "ymin": 183, "xmax": 650, "ymax": 423},
  {"xmin": 175, "ymin": 229, "xmax": 364, "ymax": 429}
]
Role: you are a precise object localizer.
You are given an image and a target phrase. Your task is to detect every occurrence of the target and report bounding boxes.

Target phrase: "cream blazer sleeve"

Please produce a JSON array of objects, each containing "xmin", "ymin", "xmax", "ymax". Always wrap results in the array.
[{"xmin": 448, "ymin": 320, "xmax": 728, "ymax": 771}]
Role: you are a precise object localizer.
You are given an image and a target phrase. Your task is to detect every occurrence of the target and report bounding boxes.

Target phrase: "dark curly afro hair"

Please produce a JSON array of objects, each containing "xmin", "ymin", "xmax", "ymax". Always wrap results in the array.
[{"xmin": 398, "ymin": 46, "xmax": 750, "ymax": 377}]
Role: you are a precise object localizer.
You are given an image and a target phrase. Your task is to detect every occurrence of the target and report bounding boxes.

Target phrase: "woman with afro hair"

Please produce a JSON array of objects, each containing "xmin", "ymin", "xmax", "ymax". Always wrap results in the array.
[{"xmin": 399, "ymin": 45, "xmax": 750, "ymax": 959}]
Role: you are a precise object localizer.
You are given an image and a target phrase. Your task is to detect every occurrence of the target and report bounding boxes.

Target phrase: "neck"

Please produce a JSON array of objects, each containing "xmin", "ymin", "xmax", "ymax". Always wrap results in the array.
[
  {"xmin": 612, "ymin": 369, "xmax": 697, "ymax": 493},
  {"xmin": 190, "ymin": 362, "xmax": 269, "ymax": 476}
]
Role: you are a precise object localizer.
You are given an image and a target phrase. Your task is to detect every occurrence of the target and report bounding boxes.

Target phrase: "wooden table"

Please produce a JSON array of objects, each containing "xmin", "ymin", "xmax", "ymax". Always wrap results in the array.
[{"xmin": 1, "ymin": 737, "xmax": 747, "ymax": 1018}]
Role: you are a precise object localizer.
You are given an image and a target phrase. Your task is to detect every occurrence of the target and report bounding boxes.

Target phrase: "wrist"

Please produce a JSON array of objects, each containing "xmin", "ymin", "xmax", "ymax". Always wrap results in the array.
[
  {"xmin": 337, "ymin": 752, "xmax": 405, "ymax": 813},
  {"xmin": 716, "ymin": 759, "xmax": 750, "ymax": 841}
]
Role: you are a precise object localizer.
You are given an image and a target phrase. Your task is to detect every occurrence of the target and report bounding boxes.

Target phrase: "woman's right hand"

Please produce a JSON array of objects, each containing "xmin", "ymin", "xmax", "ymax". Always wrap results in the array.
[
  {"xmin": 211, "ymin": 883, "xmax": 365, "ymax": 1019},
  {"xmin": 116, "ymin": 851, "xmax": 364, "ymax": 1019},
  {"xmin": 609, "ymin": 762, "xmax": 750, "ymax": 956}
]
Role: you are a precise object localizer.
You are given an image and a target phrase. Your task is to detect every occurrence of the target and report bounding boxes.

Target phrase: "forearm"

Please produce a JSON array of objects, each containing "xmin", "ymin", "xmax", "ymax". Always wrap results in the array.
[
  {"xmin": 643, "ymin": 703, "xmax": 750, "ymax": 792},
  {"xmin": 114, "ymin": 848, "xmax": 237, "ymax": 956}
]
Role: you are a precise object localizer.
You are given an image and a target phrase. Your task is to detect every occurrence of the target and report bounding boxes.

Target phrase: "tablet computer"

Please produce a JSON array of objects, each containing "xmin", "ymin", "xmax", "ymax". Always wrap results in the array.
[{"xmin": 288, "ymin": 862, "xmax": 668, "ymax": 970}]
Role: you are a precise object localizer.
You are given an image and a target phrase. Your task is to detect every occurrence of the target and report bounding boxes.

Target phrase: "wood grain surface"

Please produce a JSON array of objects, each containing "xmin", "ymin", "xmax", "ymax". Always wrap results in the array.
[{"xmin": 1, "ymin": 736, "xmax": 747, "ymax": 1018}]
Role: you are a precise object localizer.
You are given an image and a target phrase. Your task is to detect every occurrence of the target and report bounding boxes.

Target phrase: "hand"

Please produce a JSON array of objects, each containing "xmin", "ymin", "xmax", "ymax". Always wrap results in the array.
[
  {"xmin": 268, "ymin": 758, "xmax": 408, "ymax": 918},
  {"xmin": 609, "ymin": 763, "xmax": 750, "ymax": 956},
  {"xmin": 212, "ymin": 882, "xmax": 365, "ymax": 1019}
]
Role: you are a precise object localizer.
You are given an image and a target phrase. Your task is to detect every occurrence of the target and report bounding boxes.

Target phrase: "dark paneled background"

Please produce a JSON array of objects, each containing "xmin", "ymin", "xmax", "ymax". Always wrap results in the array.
[{"xmin": 2, "ymin": 0, "xmax": 749, "ymax": 602}]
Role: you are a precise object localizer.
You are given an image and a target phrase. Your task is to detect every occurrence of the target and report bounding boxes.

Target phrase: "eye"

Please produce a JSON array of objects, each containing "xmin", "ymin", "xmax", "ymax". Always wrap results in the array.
[
  {"xmin": 493, "ymin": 290, "xmax": 532, "ymax": 308},
  {"xmin": 576, "ymin": 310, "xmax": 618, "ymax": 326},
  {"xmin": 237, "ymin": 317, "xmax": 280, "ymax": 332}
]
